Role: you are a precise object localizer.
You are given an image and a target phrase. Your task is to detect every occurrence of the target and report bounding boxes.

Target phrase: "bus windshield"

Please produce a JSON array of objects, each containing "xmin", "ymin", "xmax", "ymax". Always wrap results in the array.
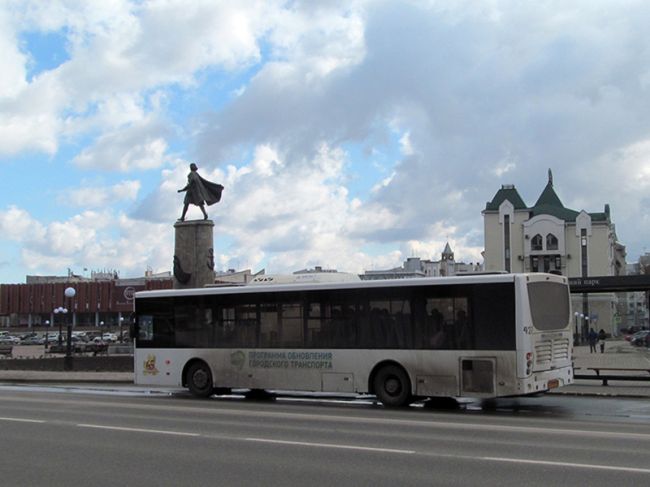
[{"xmin": 527, "ymin": 281, "xmax": 570, "ymax": 331}]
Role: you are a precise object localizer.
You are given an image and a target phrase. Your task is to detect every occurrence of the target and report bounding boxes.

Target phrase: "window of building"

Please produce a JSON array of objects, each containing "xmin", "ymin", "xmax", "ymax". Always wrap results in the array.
[
  {"xmin": 531, "ymin": 256, "xmax": 539, "ymax": 272},
  {"xmin": 581, "ymin": 229, "xmax": 588, "ymax": 276},
  {"xmin": 504, "ymin": 215, "xmax": 511, "ymax": 272},
  {"xmin": 531, "ymin": 234, "xmax": 543, "ymax": 251},
  {"xmin": 546, "ymin": 234, "xmax": 558, "ymax": 250}
]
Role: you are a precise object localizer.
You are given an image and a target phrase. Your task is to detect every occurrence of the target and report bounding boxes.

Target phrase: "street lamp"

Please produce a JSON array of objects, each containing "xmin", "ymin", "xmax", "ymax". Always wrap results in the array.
[
  {"xmin": 53, "ymin": 307, "xmax": 67, "ymax": 346},
  {"xmin": 119, "ymin": 317, "xmax": 125, "ymax": 343},
  {"xmin": 64, "ymin": 287, "xmax": 76, "ymax": 371},
  {"xmin": 573, "ymin": 312, "xmax": 580, "ymax": 345},
  {"xmin": 44, "ymin": 320, "xmax": 50, "ymax": 347}
]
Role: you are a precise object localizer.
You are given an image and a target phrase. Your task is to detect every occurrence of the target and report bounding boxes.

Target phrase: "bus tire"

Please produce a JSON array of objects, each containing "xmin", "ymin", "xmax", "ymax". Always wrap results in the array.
[
  {"xmin": 373, "ymin": 364, "xmax": 412, "ymax": 407},
  {"xmin": 186, "ymin": 361, "xmax": 214, "ymax": 398}
]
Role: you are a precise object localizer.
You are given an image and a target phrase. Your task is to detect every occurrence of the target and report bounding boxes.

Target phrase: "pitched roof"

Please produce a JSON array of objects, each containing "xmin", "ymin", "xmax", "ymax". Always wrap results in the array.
[
  {"xmin": 484, "ymin": 186, "xmax": 527, "ymax": 211},
  {"xmin": 528, "ymin": 176, "xmax": 576, "ymax": 219},
  {"xmin": 486, "ymin": 170, "xmax": 611, "ymax": 223},
  {"xmin": 533, "ymin": 180, "xmax": 564, "ymax": 208}
]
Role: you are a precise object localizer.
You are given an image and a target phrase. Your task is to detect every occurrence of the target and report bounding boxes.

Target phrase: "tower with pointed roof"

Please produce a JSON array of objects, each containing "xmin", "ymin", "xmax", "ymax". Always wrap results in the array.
[{"xmin": 482, "ymin": 169, "xmax": 626, "ymax": 337}]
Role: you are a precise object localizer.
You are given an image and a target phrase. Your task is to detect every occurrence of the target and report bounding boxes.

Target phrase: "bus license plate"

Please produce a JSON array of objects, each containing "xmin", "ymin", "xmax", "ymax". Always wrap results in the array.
[{"xmin": 547, "ymin": 379, "xmax": 559, "ymax": 389}]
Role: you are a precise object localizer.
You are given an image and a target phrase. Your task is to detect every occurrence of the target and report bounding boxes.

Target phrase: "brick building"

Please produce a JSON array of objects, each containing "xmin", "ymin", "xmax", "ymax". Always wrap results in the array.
[{"xmin": 0, "ymin": 274, "xmax": 172, "ymax": 331}]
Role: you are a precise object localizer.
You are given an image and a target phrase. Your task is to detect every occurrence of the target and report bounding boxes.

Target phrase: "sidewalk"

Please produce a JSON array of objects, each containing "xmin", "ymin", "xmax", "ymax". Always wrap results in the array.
[
  {"xmin": 549, "ymin": 340, "xmax": 650, "ymax": 398},
  {"xmin": 0, "ymin": 370, "xmax": 133, "ymax": 383},
  {"xmin": 0, "ymin": 342, "xmax": 648, "ymax": 398}
]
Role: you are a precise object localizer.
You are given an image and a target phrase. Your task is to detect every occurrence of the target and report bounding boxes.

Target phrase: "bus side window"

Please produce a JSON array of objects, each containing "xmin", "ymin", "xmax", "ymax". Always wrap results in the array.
[
  {"xmin": 306, "ymin": 300, "xmax": 358, "ymax": 349},
  {"xmin": 259, "ymin": 303, "xmax": 279, "ymax": 347},
  {"xmin": 368, "ymin": 299, "xmax": 411, "ymax": 349},
  {"xmin": 425, "ymin": 298, "xmax": 453, "ymax": 349},
  {"xmin": 279, "ymin": 303, "xmax": 303, "ymax": 347},
  {"xmin": 236, "ymin": 304, "xmax": 258, "ymax": 347},
  {"xmin": 217, "ymin": 307, "xmax": 236, "ymax": 346}
]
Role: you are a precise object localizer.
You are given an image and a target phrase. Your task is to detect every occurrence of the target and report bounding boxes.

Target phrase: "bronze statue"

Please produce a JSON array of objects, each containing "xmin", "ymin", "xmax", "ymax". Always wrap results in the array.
[{"xmin": 177, "ymin": 163, "xmax": 224, "ymax": 221}]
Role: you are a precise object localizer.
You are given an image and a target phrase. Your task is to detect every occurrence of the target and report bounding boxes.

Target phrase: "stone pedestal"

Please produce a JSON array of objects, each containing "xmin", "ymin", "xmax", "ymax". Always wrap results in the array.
[{"xmin": 173, "ymin": 220, "xmax": 215, "ymax": 289}]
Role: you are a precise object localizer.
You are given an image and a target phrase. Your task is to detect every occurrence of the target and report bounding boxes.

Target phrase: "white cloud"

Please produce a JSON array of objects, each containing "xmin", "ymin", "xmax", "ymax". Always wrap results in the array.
[
  {"xmin": 0, "ymin": 0, "xmax": 276, "ymax": 158},
  {"xmin": 0, "ymin": 206, "xmax": 46, "ymax": 242},
  {"xmin": 4, "ymin": 205, "xmax": 171, "ymax": 278},
  {"xmin": 0, "ymin": 8, "xmax": 28, "ymax": 97},
  {"xmin": 62, "ymin": 180, "xmax": 141, "ymax": 208},
  {"xmin": 399, "ymin": 131, "xmax": 414, "ymax": 156},
  {"xmin": 72, "ymin": 120, "xmax": 169, "ymax": 171}
]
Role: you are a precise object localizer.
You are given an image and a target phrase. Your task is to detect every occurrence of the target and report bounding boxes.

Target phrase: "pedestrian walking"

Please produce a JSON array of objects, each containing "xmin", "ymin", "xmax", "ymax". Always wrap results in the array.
[
  {"xmin": 588, "ymin": 328, "xmax": 598, "ymax": 353},
  {"xmin": 598, "ymin": 329, "xmax": 606, "ymax": 353}
]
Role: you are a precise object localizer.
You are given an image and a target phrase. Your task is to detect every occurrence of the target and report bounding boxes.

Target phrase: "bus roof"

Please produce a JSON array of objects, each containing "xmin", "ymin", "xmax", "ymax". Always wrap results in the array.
[
  {"xmin": 248, "ymin": 272, "xmax": 361, "ymax": 285},
  {"xmin": 134, "ymin": 273, "xmax": 566, "ymax": 300}
]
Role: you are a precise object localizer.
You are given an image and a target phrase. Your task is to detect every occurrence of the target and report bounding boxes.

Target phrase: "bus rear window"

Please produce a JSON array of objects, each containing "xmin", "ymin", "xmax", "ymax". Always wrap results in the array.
[{"xmin": 528, "ymin": 281, "xmax": 570, "ymax": 331}]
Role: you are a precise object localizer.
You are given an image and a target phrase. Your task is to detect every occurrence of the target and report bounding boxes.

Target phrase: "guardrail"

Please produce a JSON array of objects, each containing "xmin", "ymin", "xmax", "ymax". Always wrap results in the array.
[{"xmin": 573, "ymin": 367, "xmax": 650, "ymax": 386}]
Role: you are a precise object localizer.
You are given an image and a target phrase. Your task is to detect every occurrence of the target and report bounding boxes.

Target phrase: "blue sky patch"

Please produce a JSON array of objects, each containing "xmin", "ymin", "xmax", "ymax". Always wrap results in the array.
[{"xmin": 21, "ymin": 29, "xmax": 70, "ymax": 80}]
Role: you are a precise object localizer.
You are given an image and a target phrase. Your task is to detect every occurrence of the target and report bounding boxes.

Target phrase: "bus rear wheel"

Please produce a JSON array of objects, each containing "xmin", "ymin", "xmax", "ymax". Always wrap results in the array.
[
  {"xmin": 373, "ymin": 365, "xmax": 412, "ymax": 407},
  {"xmin": 187, "ymin": 361, "xmax": 214, "ymax": 398}
]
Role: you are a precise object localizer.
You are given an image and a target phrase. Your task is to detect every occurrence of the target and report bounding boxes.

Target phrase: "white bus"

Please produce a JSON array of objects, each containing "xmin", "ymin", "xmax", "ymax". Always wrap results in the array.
[{"xmin": 133, "ymin": 272, "xmax": 573, "ymax": 406}]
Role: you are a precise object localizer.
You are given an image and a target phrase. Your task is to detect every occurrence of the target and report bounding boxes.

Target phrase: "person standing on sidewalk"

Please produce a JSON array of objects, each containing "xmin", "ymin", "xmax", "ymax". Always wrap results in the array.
[
  {"xmin": 598, "ymin": 329, "xmax": 607, "ymax": 353},
  {"xmin": 588, "ymin": 328, "xmax": 598, "ymax": 353}
]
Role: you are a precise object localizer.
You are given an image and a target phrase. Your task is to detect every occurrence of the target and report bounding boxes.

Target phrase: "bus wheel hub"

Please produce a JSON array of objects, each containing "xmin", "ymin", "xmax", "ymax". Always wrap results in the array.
[
  {"xmin": 193, "ymin": 370, "xmax": 208, "ymax": 388},
  {"xmin": 385, "ymin": 377, "xmax": 401, "ymax": 395}
]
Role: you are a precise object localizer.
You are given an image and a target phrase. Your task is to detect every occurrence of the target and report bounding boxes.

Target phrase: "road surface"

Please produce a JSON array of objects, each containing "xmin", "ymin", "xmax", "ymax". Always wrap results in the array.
[{"xmin": 0, "ymin": 388, "xmax": 649, "ymax": 486}]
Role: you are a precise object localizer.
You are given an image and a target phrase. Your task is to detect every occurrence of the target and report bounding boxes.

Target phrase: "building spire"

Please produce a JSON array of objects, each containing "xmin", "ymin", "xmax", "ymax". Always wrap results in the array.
[{"xmin": 548, "ymin": 168, "xmax": 553, "ymax": 186}]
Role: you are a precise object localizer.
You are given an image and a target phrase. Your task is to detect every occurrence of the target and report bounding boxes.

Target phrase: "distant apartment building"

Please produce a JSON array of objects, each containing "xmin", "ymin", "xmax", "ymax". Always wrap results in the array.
[
  {"xmin": 482, "ymin": 169, "xmax": 626, "ymax": 336},
  {"xmin": 625, "ymin": 259, "xmax": 650, "ymax": 330},
  {"xmin": 361, "ymin": 243, "xmax": 482, "ymax": 280}
]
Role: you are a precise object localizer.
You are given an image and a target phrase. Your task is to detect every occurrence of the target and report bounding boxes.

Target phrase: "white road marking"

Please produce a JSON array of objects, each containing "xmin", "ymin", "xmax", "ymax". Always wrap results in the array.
[
  {"xmin": 0, "ymin": 416, "xmax": 46, "ymax": 424},
  {"xmin": 482, "ymin": 456, "xmax": 650, "ymax": 474},
  {"xmin": 4, "ymin": 414, "xmax": 650, "ymax": 472},
  {"xmin": 76, "ymin": 423, "xmax": 200, "ymax": 437},
  {"xmin": 245, "ymin": 437, "xmax": 415, "ymax": 454}
]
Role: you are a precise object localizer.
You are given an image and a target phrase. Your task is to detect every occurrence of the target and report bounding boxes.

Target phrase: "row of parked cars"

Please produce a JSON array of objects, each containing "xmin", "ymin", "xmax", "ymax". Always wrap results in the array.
[{"xmin": 0, "ymin": 330, "xmax": 123, "ymax": 346}]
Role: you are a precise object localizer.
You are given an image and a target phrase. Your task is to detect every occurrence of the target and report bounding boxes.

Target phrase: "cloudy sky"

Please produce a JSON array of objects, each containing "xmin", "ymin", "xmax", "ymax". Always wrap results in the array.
[{"xmin": 1, "ymin": 0, "xmax": 649, "ymax": 284}]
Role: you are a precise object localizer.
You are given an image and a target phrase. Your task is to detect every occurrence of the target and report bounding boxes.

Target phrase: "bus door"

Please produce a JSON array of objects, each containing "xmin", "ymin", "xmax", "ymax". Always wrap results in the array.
[{"xmin": 460, "ymin": 357, "xmax": 496, "ymax": 396}]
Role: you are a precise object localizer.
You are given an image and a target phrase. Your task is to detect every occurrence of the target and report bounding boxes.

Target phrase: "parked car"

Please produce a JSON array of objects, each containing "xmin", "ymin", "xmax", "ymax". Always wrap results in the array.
[
  {"xmin": 20, "ymin": 335, "xmax": 45, "ymax": 345},
  {"xmin": 630, "ymin": 330, "xmax": 650, "ymax": 346},
  {"xmin": 102, "ymin": 333, "xmax": 118, "ymax": 343},
  {"xmin": 624, "ymin": 327, "xmax": 646, "ymax": 341},
  {"xmin": 0, "ymin": 335, "xmax": 21, "ymax": 344}
]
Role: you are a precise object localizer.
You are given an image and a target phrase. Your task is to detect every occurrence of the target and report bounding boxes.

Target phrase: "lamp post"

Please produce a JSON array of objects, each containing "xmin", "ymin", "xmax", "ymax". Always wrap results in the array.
[
  {"xmin": 573, "ymin": 312, "xmax": 580, "ymax": 346},
  {"xmin": 64, "ymin": 287, "xmax": 76, "ymax": 371},
  {"xmin": 584, "ymin": 315, "xmax": 590, "ymax": 340},
  {"xmin": 119, "ymin": 317, "xmax": 125, "ymax": 343},
  {"xmin": 44, "ymin": 320, "xmax": 50, "ymax": 347},
  {"xmin": 53, "ymin": 307, "xmax": 67, "ymax": 346}
]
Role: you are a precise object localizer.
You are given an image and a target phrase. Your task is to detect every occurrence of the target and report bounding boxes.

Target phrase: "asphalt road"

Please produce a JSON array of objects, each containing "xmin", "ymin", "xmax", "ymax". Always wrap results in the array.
[{"xmin": 1, "ymin": 389, "xmax": 649, "ymax": 487}]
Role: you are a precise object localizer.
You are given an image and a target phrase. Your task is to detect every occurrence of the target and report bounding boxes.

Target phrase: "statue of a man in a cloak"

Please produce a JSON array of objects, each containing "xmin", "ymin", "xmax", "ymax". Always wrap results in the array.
[{"xmin": 177, "ymin": 163, "xmax": 224, "ymax": 221}]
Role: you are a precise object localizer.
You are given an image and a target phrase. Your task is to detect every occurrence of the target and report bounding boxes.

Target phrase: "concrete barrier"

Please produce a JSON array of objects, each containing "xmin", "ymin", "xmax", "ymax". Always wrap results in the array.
[{"xmin": 0, "ymin": 355, "xmax": 133, "ymax": 372}]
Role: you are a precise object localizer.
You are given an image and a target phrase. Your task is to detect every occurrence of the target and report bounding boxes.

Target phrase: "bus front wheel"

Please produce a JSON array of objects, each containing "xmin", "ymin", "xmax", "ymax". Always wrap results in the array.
[
  {"xmin": 373, "ymin": 365, "xmax": 412, "ymax": 407},
  {"xmin": 186, "ymin": 361, "xmax": 214, "ymax": 398}
]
